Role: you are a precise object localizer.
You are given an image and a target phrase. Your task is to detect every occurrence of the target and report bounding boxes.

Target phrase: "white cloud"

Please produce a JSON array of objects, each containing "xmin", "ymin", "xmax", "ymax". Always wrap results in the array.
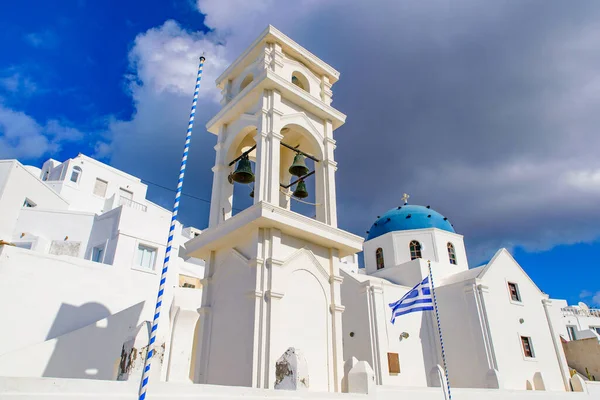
[
  {"xmin": 24, "ymin": 30, "xmax": 59, "ymax": 49},
  {"xmin": 100, "ymin": 1, "xmax": 600, "ymax": 265},
  {"xmin": 593, "ymin": 292, "xmax": 600, "ymax": 307},
  {"xmin": 0, "ymin": 104, "xmax": 84, "ymax": 160},
  {"xmin": 580, "ymin": 290, "xmax": 593, "ymax": 299}
]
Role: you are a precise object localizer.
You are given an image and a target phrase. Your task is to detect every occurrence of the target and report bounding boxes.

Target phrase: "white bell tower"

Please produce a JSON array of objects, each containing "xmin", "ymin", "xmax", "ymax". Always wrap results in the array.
[{"xmin": 186, "ymin": 26, "xmax": 363, "ymax": 392}]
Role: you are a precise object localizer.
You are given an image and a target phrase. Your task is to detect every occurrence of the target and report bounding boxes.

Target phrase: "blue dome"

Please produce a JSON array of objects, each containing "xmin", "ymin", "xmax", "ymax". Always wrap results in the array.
[{"xmin": 367, "ymin": 205, "xmax": 455, "ymax": 240}]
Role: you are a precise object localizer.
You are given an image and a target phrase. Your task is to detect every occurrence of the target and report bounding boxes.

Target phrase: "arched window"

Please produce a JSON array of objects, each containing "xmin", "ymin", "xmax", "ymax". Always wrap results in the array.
[
  {"xmin": 239, "ymin": 74, "xmax": 253, "ymax": 92},
  {"xmin": 447, "ymin": 242, "xmax": 457, "ymax": 265},
  {"xmin": 376, "ymin": 248, "xmax": 384, "ymax": 270},
  {"xmin": 291, "ymin": 72, "xmax": 309, "ymax": 92},
  {"xmin": 409, "ymin": 240, "xmax": 422, "ymax": 260},
  {"xmin": 70, "ymin": 166, "xmax": 82, "ymax": 183}
]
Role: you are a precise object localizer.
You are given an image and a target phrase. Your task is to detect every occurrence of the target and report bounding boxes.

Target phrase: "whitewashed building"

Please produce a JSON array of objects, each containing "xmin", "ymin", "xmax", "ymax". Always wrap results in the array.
[{"xmin": 1, "ymin": 25, "xmax": 599, "ymax": 399}]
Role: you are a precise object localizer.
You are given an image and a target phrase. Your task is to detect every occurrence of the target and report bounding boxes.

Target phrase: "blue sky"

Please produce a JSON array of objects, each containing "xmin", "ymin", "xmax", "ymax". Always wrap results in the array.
[{"xmin": 1, "ymin": 0, "xmax": 599, "ymax": 307}]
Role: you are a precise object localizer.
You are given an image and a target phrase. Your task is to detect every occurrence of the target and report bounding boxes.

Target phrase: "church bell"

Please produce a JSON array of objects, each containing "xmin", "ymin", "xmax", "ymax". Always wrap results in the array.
[
  {"xmin": 288, "ymin": 153, "xmax": 310, "ymax": 177},
  {"xmin": 292, "ymin": 180, "xmax": 309, "ymax": 199},
  {"xmin": 231, "ymin": 154, "xmax": 254, "ymax": 184}
]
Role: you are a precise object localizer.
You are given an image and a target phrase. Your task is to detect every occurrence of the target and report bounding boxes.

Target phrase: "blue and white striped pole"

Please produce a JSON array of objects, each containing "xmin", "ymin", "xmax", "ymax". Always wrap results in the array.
[
  {"xmin": 428, "ymin": 261, "xmax": 452, "ymax": 400},
  {"xmin": 139, "ymin": 56, "xmax": 206, "ymax": 400}
]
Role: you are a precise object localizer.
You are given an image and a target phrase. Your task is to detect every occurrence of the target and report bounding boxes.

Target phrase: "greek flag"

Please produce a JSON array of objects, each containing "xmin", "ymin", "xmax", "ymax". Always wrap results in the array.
[{"xmin": 389, "ymin": 276, "xmax": 434, "ymax": 324}]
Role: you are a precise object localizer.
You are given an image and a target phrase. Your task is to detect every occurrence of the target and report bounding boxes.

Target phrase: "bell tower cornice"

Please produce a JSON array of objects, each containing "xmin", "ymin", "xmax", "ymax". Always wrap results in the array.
[{"xmin": 206, "ymin": 70, "xmax": 346, "ymax": 135}]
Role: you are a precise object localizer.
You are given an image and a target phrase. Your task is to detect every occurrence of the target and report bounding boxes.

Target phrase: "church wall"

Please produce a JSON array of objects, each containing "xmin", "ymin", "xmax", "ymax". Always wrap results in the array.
[
  {"xmin": 340, "ymin": 273, "xmax": 375, "ymax": 369},
  {"xmin": 0, "ymin": 245, "xmax": 158, "ymax": 358},
  {"xmin": 392, "ymin": 230, "xmax": 436, "ymax": 265},
  {"xmin": 0, "ymin": 160, "xmax": 69, "ymax": 239},
  {"xmin": 430, "ymin": 231, "xmax": 469, "ymax": 271},
  {"xmin": 434, "ymin": 280, "xmax": 492, "ymax": 388},
  {"xmin": 204, "ymin": 249, "xmax": 256, "ymax": 387},
  {"xmin": 380, "ymin": 282, "xmax": 434, "ymax": 387},
  {"xmin": 482, "ymin": 253, "xmax": 566, "ymax": 391},
  {"xmin": 278, "ymin": 98, "xmax": 326, "ymax": 139},
  {"xmin": 363, "ymin": 233, "xmax": 395, "ymax": 276},
  {"xmin": 279, "ymin": 232, "xmax": 331, "ymax": 269}
]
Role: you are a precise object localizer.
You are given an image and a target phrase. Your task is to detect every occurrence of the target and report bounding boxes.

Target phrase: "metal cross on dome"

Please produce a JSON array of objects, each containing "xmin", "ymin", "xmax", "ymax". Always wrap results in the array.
[{"xmin": 401, "ymin": 193, "xmax": 410, "ymax": 205}]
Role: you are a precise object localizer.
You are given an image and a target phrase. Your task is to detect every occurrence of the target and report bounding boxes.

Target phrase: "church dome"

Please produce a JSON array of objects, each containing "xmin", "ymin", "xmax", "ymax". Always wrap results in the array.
[{"xmin": 367, "ymin": 204, "xmax": 455, "ymax": 240}]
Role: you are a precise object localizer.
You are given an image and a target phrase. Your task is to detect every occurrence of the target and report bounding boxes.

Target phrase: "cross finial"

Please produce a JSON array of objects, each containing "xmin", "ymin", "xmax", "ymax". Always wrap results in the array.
[{"xmin": 401, "ymin": 193, "xmax": 410, "ymax": 205}]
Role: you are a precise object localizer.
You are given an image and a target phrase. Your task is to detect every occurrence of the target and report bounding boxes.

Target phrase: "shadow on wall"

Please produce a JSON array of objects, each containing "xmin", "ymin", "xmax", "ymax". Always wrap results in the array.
[
  {"xmin": 45, "ymin": 302, "xmax": 112, "ymax": 340},
  {"xmin": 420, "ymin": 311, "xmax": 439, "ymax": 387},
  {"xmin": 42, "ymin": 302, "xmax": 144, "ymax": 380}
]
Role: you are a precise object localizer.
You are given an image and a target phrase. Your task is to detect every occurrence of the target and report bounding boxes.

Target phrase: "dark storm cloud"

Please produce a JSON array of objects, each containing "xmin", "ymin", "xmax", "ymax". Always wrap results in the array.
[
  {"xmin": 106, "ymin": 1, "xmax": 600, "ymax": 263},
  {"xmin": 287, "ymin": 1, "xmax": 600, "ymax": 260}
]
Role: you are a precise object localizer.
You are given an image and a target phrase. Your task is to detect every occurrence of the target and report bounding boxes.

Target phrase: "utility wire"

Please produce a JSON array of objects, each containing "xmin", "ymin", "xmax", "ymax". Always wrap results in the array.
[{"xmin": 141, "ymin": 178, "xmax": 244, "ymax": 212}]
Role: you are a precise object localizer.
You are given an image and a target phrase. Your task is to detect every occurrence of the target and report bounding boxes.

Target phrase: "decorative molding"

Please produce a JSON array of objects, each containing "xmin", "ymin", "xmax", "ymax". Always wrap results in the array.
[
  {"xmin": 200, "ymin": 277, "xmax": 212, "ymax": 286},
  {"xmin": 265, "ymin": 290, "xmax": 285, "ymax": 300},
  {"xmin": 270, "ymin": 131, "xmax": 284, "ymax": 140},
  {"xmin": 476, "ymin": 284, "xmax": 490, "ymax": 293},
  {"xmin": 330, "ymin": 304, "xmax": 345, "ymax": 313},
  {"xmin": 281, "ymin": 247, "xmax": 330, "ymax": 281},
  {"xmin": 329, "ymin": 275, "xmax": 344, "ymax": 284},
  {"xmin": 266, "ymin": 257, "xmax": 285, "ymax": 268},
  {"xmin": 198, "ymin": 306, "xmax": 211, "ymax": 315},
  {"xmin": 247, "ymin": 290, "xmax": 263, "ymax": 299},
  {"xmin": 279, "ymin": 112, "xmax": 325, "ymax": 143},
  {"xmin": 230, "ymin": 247, "xmax": 250, "ymax": 263},
  {"xmin": 248, "ymin": 257, "xmax": 265, "ymax": 268}
]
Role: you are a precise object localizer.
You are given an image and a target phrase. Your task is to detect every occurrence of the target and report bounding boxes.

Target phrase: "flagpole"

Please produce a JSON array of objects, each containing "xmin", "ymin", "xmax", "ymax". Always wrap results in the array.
[
  {"xmin": 138, "ymin": 55, "xmax": 206, "ymax": 400},
  {"xmin": 428, "ymin": 261, "xmax": 452, "ymax": 400}
]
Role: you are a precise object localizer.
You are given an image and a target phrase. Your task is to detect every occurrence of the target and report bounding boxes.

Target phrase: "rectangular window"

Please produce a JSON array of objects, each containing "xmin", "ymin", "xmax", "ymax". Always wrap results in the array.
[
  {"xmin": 508, "ymin": 282, "xmax": 521, "ymax": 302},
  {"xmin": 23, "ymin": 198, "xmax": 36, "ymax": 208},
  {"xmin": 136, "ymin": 245, "xmax": 157, "ymax": 270},
  {"xmin": 521, "ymin": 336, "xmax": 534, "ymax": 358},
  {"xmin": 119, "ymin": 188, "xmax": 134, "ymax": 200},
  {"xmin": 567, "ymin": 325, "xmax": 577, "ymax": 341},
  {"xmin": 70, "ymin": 169, "xmax": 80, "ymax": 183},
  {"xmin": 14, "ymin": 242, "xmax": 33, "ymax": 250},
  {"xmin": 93, "ymin": 178, "xmax": 108, "ymax": 197},
  {"xmin": 590, "ymin": 326, "xmax": 600, "ymax": 335},
  {"xmin": 387, "ymin": 352, "xmax": 400, "ymax": 374},
  {"xmin": 92, "ymin": 246, "xmax": 104, "ymax": 263}
]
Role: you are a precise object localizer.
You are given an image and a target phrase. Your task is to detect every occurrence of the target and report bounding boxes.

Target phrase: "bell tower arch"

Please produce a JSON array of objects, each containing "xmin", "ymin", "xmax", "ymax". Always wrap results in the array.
[{"xmin": 186, "ymin": 26, "xmax": 363, "ymax": 392}]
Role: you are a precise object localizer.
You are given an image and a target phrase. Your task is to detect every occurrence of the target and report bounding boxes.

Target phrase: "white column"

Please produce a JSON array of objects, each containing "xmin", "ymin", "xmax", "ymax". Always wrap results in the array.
[
  {"xmin": 542, "ymin": 299, "xmax": 570, "ymax": 391},
  {"xmin": 209, "ymin": 125, "xmax": 232, "ymax": 227},
  {"xmin": 329, "ymin": 248, "xmax": 345, "ymax": 392}
]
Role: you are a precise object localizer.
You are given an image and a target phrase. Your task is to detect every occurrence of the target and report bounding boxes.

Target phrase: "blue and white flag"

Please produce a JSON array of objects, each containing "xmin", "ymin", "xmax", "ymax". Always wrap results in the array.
[{"xmin": 389, "ymin": 276, "xmax": 434, "ymax": 324}]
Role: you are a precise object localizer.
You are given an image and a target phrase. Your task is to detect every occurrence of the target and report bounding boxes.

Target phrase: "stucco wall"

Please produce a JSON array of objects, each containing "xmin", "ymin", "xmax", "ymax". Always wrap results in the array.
[
  {"xmin": 0, "ymin": 245, "xmax": 161, "ymax": 357},
  {"xmin": 563, "ymin": 338, "xmax": 600, "ymax": 380},
  {"xmin": 482, "ymin": 252, "xmax": 566, "ymax": 391},
  {"xmin": 0, "ymin": 161, "xmax": 69, "ymax": 239}
]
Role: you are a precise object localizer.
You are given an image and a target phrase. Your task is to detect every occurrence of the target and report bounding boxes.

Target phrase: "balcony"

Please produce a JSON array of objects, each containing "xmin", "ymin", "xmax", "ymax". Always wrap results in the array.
[
  {"xmin": 562, "ymin": 306, "xmax": 600, "ymax": 318},
  {"xmin": 117, "ymin": 196, "xmax": 147, "ymax": 212}
]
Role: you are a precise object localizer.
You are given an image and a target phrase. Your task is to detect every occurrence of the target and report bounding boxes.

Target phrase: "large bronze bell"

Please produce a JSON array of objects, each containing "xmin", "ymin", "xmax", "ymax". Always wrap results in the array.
[
  {"xmin": 231, "ymin": 154, "xmax": 254, "ymax": 184},
  {"xmin": 292, "ymin": 180, "xmax": 309, "ymax": 198},
  {"xmin": 289, "ymin": 153, "xmax": 310, "ymax": 177}
]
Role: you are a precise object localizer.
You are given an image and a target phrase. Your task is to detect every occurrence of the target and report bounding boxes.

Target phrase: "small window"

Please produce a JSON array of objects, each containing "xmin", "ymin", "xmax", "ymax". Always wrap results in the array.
[
  {"xmin": 14, "ymin": 242, "xmax": 33, "ymax": 250},
  {"xmin": 239, "ymin": 74, "xmax": 253, "ymax": 92},
  {"xmin": 291, "ymin": 72, "xmax": 309, "ymax": 92},
  {"xmin": 92, "ymin": 246, "xmax": 104, "ymax": 263},
  {"xmin": 447, "ymin": 242, "xmax": 457, "ymax": 265},
  {"xmin": 521, "ymin": 336, "xmax": 534, "ymax": 358},
  {"xmin": 42, "ymin": 171, "xmax": 49, "ymax": 181},
  {"xmin": 136, "ymin": 244, "xmax": 157, "ymax": 270},
  {"xmin": 93, "ymin": 178, "xmax": 108, "ymax": 197},
  {"xmin": 508, "ymin": 282, "xmax": 521, "ymax": 302},
  {"xmin": 567, "ymin": 326, "xmax": 577, "ymax": 341},
  {"xmin": 590, "ymin": 326, "xmax": 600, "ymax": 335},
  {"xmin": 376, "ymin": 247, "xmax": 385, "ymax": 270},
  {"xmin": 387, "ymin": 352, "xmax": 400, "ymax": 374},
  {"xmin": 23, "ymin": 198, "xmax": 36, "ymax": 208},
  {"xmin": 70, "ymin": 166, "xmax": 82, "ymax": 183},
  {"xmin": 409, "ymin": 240, "xmax": 422, "ymax": 260}
]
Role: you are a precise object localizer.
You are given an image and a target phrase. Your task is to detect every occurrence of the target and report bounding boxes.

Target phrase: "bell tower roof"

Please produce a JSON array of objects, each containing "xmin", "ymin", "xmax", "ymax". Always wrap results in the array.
[{"xmin": 216, "ymin": 25, "xmax": 340, "ymax": 89}]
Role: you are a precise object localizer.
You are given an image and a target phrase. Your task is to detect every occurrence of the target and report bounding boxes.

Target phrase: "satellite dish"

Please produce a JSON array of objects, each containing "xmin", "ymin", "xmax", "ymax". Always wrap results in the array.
[{"xmin": 578, "ymin": 302, "xmax": 589, "ymax": 310}]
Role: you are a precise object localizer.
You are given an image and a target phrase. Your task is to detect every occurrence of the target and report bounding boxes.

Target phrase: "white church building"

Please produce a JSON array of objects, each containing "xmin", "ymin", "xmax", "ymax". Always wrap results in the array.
[{"xmin": 1, "ymin": 25, "xmax": 599, "ymax": 399}]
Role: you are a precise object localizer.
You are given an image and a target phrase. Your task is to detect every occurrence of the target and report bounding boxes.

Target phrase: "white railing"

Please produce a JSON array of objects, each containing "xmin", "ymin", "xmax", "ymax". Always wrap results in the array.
[
  {"xmin": 118, "ymin": 196, "xmax": 147, "ymax": 212},
  {"xmin": 562, "ymin": 306, "xmax": 600, "ymax": 318}
]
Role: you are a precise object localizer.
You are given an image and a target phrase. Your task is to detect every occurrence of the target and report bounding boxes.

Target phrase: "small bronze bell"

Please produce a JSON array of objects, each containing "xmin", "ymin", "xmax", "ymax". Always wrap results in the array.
[
  {"xmin": 289, "ymin": 153, "xmax": 310, "ymax": 177},
  {"xmin": 292, "ymin": 180, "xmax": 309, "ymax": 198},
  {"xmin": 231, "ymin": 154, "xmax": 254, "ymax": 184}
]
